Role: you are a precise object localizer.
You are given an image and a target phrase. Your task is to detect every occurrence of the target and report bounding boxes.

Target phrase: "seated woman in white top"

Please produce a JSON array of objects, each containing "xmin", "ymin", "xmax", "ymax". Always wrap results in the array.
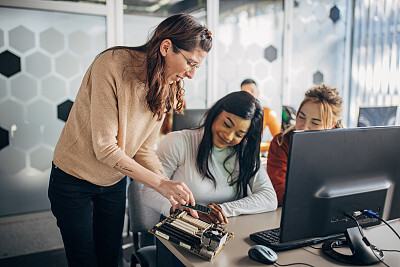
[{"xmin": 143, "ymin": 91, "xmax": 278, "ymax": 224}]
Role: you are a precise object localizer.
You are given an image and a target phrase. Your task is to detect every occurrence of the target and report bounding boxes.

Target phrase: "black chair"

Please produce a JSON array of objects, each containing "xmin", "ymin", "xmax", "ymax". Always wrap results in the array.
[
  {"xmin": 357, "ymin": 106, "xmax": 398, "ymax": 127},
  {"xmin": 127, "ymin": 179, "xmax": 160, "ymax": 267},
  {"xmin": 281, "ymin": 105, "xmax": 297, "ymax": 131},
  {"xmin": 172, "ymin": 109, "xmax": 207, "ymax": 131}
]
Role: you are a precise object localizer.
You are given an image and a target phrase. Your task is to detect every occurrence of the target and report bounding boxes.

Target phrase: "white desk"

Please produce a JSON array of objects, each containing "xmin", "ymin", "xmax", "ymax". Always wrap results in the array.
[{"xmin": 157, "ymin": 208, "xmax": 400, "ymax": 266}]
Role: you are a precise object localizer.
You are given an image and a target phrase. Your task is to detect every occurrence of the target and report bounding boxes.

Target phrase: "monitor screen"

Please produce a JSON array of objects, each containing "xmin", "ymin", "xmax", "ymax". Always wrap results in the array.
[
  {"xmin": 280, "ymin": 126, "xmax": 400, "ymax": 244},
  {"xmin": 172, "ymin": 109, "xmax": 207, "ymax": 132}
]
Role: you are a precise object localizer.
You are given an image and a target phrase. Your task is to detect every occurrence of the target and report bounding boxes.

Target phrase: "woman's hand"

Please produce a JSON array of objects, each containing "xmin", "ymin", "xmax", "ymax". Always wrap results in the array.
[
  {"xmin": 198, "ymin": 203, "xmax": 229, "ymax": 224},
  {"xmin": 159, "ymin": 179, "xmax": 196, "ymax": 207}
]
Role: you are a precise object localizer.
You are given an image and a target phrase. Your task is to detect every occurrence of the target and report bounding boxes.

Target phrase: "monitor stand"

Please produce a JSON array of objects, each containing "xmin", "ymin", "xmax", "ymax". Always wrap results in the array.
[{"xmin": 322, "ymin": 227, "xmax": 384, "ymax": 265}]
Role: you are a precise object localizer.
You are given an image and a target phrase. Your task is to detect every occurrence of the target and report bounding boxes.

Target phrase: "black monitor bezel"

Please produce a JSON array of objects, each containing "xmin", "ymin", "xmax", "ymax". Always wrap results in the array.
[{"xmin": 279, "ymin": 126, "xmax": 400, "ymax": 243}]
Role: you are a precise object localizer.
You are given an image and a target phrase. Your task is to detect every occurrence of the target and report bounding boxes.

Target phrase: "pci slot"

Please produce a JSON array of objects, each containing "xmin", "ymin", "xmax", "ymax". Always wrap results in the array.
[
  {"xmin": 180, "ymin": 213, "xmax": 211, "ymax": 229},
  {"xmin": 155, "ymin": 226, "xmax": 197, "ymax": 248},
  {"xmin": 158, "ymin": 223, "xmax": 201, "ymax": 246},
  {"xmin": 171, "ymin": 219, "xmax": 199, "ymax": 234}
]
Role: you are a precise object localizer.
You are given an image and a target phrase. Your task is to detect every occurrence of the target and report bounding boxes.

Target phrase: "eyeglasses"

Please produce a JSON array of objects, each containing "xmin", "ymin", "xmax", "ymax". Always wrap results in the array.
[{"xmin": 172, "ymin": 44, "xmax": 200, "ymax": 71}]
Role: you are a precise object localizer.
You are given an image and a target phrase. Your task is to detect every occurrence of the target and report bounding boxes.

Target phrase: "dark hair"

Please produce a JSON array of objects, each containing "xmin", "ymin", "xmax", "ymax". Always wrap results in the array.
[
  {"xmin": 196, "ymin": 91, "xmax": 264, "ymax": 198},
  {"xmin": 102, "ymin": 14, "xmax": 212, "ymax": 120},
  {"xmin": 240, "ymin": 78, "xmax": 257, "ymax": 88}
]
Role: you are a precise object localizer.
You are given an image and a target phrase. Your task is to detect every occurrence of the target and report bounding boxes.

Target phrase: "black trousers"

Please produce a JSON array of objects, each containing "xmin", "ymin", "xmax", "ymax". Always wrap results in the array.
[{"xmin": 48, "ymin": 163, "xmax": 126, "ymax": 267}]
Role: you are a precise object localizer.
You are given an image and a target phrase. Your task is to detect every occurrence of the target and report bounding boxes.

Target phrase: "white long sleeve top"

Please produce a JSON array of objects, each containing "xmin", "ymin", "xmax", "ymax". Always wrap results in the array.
[{"xmin": 142, "ymin": 128, "xmax": 278, "ymax": 217}]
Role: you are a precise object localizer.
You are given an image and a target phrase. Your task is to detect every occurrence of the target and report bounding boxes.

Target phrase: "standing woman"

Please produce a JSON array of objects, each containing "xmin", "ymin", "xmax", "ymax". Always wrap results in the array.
[
  {"xmin": 48, "ymin": 14, "xmax": 212, "ymax": 267},
  {"xmin": 267, "ymin": 84, "xmax": 343, "ymax": 206}
]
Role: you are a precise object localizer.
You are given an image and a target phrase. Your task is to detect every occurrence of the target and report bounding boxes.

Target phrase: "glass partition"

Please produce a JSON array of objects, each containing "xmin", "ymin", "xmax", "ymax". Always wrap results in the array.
[{"xmin": 0, "ymin": 7, "xmax": 106, "ymax": 216}]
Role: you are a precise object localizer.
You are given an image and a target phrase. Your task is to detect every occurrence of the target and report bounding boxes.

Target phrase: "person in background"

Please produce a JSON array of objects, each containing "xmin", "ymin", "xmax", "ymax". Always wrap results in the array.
[
  {"xmin": 143, "ymin": 91, "xmax": 278, "ymax": 224},
  {"xmin": 48, "ymin": 13, "xmax": 212, "ymax": 266},
  {"xmin": 267, "ymin": 84, "xmax": 343, "ymax": 206},
  {"xmin": 240, "ymin": 78, "xmax": 281, "ymax": 152}
]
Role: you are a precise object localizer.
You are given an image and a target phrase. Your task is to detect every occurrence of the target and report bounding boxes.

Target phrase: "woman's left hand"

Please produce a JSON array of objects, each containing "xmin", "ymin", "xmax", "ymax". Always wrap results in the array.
[{"xmin": 198, "ymin": 203, "xmax": 229, "ymax": 224}]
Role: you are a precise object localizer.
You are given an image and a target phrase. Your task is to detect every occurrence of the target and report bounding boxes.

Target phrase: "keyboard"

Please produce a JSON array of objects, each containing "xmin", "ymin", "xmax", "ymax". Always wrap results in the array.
[{"xmin": 250, "ymin": 228, "xmax": 344, "ymax": 251}]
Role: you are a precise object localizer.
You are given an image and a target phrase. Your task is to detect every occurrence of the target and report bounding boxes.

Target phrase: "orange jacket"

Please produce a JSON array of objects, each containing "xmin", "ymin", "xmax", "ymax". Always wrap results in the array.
[
  {"xmin": 266, "ymin": 132, "xmax": 291, "ymax": 206},
  {"xmin": 261, "ymin": 107, "xmax": 281, "ymax": 152}
]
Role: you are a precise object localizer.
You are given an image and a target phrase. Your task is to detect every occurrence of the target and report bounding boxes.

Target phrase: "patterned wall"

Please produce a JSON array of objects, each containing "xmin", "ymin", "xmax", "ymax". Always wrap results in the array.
[
  {"xmin": 216, "ymin": 0, "xmax": 348, "ymax": 135},
  {"xmin": 217, "ymin": 1, "xmax": 284, "ymax": 141},
  {"xmin": 0, "ymin": 7, "xmax": 106, "ymax": 216},
  {"xmin": 217, "ymin": 1, "xmax": 283, "ymax": 110},
  {"xmin": 289, "ymin": 0, "xmax": 347, "ymax": 111}
]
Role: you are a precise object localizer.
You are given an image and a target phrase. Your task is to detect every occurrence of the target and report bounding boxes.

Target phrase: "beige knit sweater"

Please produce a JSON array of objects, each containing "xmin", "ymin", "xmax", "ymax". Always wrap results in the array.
[{"xmin": 53, "ymin": 49, "xmax": 164, "ymax": 186}]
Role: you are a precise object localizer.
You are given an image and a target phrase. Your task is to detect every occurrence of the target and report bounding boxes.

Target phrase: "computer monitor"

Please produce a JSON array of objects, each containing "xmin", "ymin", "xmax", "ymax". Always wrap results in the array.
[
  {"xmin": 280, "ymin": 126, "xmax": 400, "ymax": 264},
  {"xmin": 172, "ymin": 109, "xmax": 207, "ymax": 131},
  {"xmin": 357, "ymin": 106, "xmax": 398, "ymax": 127}
]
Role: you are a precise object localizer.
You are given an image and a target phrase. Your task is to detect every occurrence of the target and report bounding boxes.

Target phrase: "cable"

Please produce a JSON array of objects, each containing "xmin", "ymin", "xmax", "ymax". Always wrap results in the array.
[
  {"xmin": 346, "ymin": 213, "xmax": 389, "ymax": 267},
  {"xmin": 345, "ymin": 213, "xmax": 367, "ymax": 242},
  {"xmin": 381, "ymin": 249, "xmax": 400, "ymax": 253},
  {"xmin": 363, "ymin": 210, "xmax": 400, "ymax": 240},
  {"xmin": 275, "ymin": 262, "xmax": 314, "ymax": 267},
  {"xmin": 308, "ymin": 238, "xmax": 346, "ymax": 250}
]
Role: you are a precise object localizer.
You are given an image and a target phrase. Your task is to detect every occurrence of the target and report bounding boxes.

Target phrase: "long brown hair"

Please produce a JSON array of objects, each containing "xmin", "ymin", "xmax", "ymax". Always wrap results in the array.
[
  {"xmin": 279, "ymin": 84, "xmax": 343, "ymax": 145},
  {"xmin": 99, "ymin": 14, "xmax": 212, "ymax": 120}
]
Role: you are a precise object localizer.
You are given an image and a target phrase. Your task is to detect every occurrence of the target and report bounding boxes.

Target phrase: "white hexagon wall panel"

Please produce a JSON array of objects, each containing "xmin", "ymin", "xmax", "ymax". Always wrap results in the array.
[
  {"xmin": 0, "ymin": 146, "xmax": 26, "ymax": 174},
  {"xmin": 254, "ymin": 61, "xmax": 270, "ymax": 81},
  {"xmin": 10, "ymin": 74, "xmax": 37, "ymax": 102},
  {"xmin": 41, "ymin": 76, "xmax": 67, "ymax": 102},
  {"xmin": 30, "ymin": 146, "xmax": 53, "ymax": 172},
  {"xmin": 237, "ymin": 61, "xmax": 253, "ymax": 80},
  {"xmin": 55, "ymin": 52, "xmax": 80, "ymax": 78},
  {"xmin": 9, "ymin": 25, "xmax": 35, "ymax": 53},
  {"xmin": 0, "ymin": 99, "xmax": 25, "ymax": 128},
  {"xmin": 40, "ymin": 28, "xmax": 64, "ymax": 54},
  {"xmin": 246, "ymin": 43, "xmax": 263, "ymax": 62},
  {"xmin": 13, "ymin": 122, "xmax": 41, "ymax": 150},
  {"xmin": 228, "ymin": 43, "xmax": 246, "ymax": 61},
  {"xmin": 26, "ymin": 52, "xmax": 51, "ymax": 78},
  {"xmin": 43, "ymin": 120, "xmax": 64, "ymax": 147},
  {"xmin": 27, "ymin": 99, "xmax": 54, "ymax": 125}
]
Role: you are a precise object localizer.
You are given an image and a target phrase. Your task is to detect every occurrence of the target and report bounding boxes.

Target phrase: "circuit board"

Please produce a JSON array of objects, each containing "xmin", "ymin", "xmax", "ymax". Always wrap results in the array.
[{"xmin": 149, "ymin": 210, "xmax": 234, "ymax": 261}]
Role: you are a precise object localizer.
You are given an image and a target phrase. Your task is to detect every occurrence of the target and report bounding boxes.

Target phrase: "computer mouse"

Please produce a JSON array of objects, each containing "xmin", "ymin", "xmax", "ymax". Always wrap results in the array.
[{"xmin": 248, "ymin": 244, "xmax": 278, "ymax": 264}]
